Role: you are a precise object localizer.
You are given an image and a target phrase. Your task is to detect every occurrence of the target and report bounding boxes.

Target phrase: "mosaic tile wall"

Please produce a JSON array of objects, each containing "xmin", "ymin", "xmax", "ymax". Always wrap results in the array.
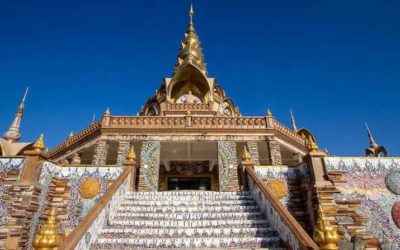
[{"xmin": 325, "ymin": 157, "xmax": 400, "ymax": 249}]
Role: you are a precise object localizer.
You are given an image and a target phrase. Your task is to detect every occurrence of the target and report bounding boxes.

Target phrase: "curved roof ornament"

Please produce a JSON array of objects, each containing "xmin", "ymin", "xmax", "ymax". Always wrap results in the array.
[{"xmin": 365, "ymin": 122, "xmax": 387, "ymax": 157}]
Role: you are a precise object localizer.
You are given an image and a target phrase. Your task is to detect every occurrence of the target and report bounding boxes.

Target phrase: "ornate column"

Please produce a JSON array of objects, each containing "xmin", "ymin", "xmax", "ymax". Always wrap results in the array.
[
  {"xmin": 266, "ymin": 136, "xmax": 282, "ymax": 166},
  {"xmin": 138, "ymin": 141, "xmax": 160, "ymax": 192},
  {"xmin": 217, "ymin": 141, "xmax": 239, "ymax": 192},
  {"xmin": 91, "ymin": 140, "xmax": 109, "ymax": 165},
  {"xmin": 116, "ymin": 141, "xmax": 130, "ymax": 166},
  {"xmin": 246, "ymin": 141, "xmax": 260, "ymax": 166}
]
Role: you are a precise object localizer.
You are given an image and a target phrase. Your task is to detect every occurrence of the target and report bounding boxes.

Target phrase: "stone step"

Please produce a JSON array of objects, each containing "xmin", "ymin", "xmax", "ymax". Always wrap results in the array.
[
  {"xmin": 124, "ymin": 196, "xmax": 254, "ymax": 201},
  {"xmin": 117, "ymin": 205, "xmax": 259, "ymax": 213},
  {"xmin": 108, "ymin": 219, "xmax": 270, "ymax": 228},
  {"xmin": 125, "ymin": 192, "xmax": 252, "ymax": 200},
  {"xmin": 93, "ymin": 236, "xmax": 282, "ymax": 249},
  {"xmin": 121, "ymin": 199, "xmax": 256, "ymax": 206},
  {"xmin": 126, "ymin": 191, "xmax": 251, "ymax": 197},
  {"xmin": 114, "ymin": 211, "xmax": 263, "ymax": 220},
  {"xmin": 100, "ymin": 227, "xmax": 277, "ymax": 238}
]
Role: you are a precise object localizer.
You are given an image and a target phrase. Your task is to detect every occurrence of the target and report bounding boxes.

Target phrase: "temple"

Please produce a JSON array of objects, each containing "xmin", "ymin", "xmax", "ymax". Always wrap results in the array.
[{"xmin": 1, "ymin": 4, "xmax": 399, "ymax": 250}]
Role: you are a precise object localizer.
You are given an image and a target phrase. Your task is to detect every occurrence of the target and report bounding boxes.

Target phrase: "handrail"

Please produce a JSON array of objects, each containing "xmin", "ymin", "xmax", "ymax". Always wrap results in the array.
[
  {"xmin": 59, "ymin": 166, "xmax": 131, "ymax": 249},
  {"xmin": 245, "ymin": 166, "xmax": 318, "ymax": 250}
]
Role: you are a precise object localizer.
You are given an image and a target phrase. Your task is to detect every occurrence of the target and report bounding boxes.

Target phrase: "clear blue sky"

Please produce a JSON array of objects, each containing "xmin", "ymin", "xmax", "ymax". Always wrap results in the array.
[{"xmin": 0, "ymin": 0, "xmax": 399, "ymax": 156}]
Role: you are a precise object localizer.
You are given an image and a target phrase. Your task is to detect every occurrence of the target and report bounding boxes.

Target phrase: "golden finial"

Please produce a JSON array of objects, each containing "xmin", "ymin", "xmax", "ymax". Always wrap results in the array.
[
  {"xmin": 32, "ymin": 207, "xmax": 62, "ymax": 249},
  {"xmin": 33, "ymin": 133, "xmax": 45, "ymax": 152},
  {"xmin": 104, "ymin": 108, "xmax": 110, "ymax": 116},
  {"xmin": 313, "ymin": 206, "xmax": 339, "ymax": 250},
  {"xmin": 68, "ymin": 131, "xmax": 73, "ymax": 140},
  {"xmin": 241, "ymin": 145, "xmax": 252, "ymax": 161},
  {"xmin": 306, "ymin": 135, "xmax": 319, "ymax": 152},
  {"xmin": 172, "ymin": 2, "xmax": 207, "ymax": 76},
  {"xmin": 266, "ymin": 109, "xmax": 272, "ymax": 117},
  {"xmin": 126, "ymin": 145, "xmax": 136, "ymax": 162}
]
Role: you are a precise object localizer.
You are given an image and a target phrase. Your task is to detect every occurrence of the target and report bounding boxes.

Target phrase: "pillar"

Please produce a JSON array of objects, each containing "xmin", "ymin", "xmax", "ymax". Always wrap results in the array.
[
  {"xmin": 247, "ymin": 141, "xmax": 260, "ymax": 165},
  {"xmin": 266, "ymin": 136, "xmax": 282, "ymax": 165},
  {"xmin": 116, "ymin": 141, "xmax": 130, "ymax": 166},
  {"xmin": 18, "ymin": 150, "xmax": 46, "ymax": 185},
  {"xmin": 138, "ymin": 141, "xmax": 160, "ymax": 192},
  {"xmin": 218, "ymin": 141, "xmax": 239, "ymax": 192},
  {"xmin": 92, "ymin": 140, "xmax": 109, "ymax": 165}
]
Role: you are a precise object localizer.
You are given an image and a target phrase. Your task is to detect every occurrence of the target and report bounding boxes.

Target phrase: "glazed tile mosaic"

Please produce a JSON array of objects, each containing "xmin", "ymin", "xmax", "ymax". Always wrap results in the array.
[{"xmin": 325, "ymin": 157, "xmax": 400, "ymax": 249}]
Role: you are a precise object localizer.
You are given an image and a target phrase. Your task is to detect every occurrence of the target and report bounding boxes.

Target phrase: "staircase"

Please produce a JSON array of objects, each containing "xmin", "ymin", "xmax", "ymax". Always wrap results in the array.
[{"xmin": 92, "ymin": 191, "xmax": 285, "ymax": 249}]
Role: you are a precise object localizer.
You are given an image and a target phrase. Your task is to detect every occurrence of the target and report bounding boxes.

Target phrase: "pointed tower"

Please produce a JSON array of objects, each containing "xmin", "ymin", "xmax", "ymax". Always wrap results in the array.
[
  {"xmin": 365, "ymin": 122, "xmax": 387, "ymax": 157},
  {"xmin": 3, "ymin": 88, "xmax": 29, "ymax": 143},
  {"xmin": 140, "ymin": 3, "xmax": 239, "ymax": 117},
  {"xmin": 173, "ymin": 3, "xmax": 207, "ymax": 76},
  {"xmin": 165, "ymin": 3, "xmax": 214, "ymax": 104},
  {"xmin": 290, "ymin": 109, "xmax": 298, "ymax": 131}
]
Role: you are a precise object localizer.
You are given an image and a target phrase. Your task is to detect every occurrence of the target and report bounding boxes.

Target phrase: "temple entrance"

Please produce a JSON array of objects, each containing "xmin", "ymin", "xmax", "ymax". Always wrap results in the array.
[
  {"xmin": 168, "ymin": 177, "xmax": 211, "ymax": 190},
  {"xmin": 159, "ymin": 142, "xmax": 219, "ymax": 191}
]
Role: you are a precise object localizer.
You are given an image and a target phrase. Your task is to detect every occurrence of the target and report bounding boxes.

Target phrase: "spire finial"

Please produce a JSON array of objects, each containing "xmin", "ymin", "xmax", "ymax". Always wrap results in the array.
[
  {"xmin": 3, "ymin": 87, "xmax": 29, "ymax": 143},
  {"xmin": 290, "ymin": 109, "xmax": 298, "ymax": 131},
  {"xmin": 68, "ymin": 131, "xmax": 74, "ymax": 140},
  {"xmin": 91, "ymin": 113, "xmax": 96, "ymax": 124},
  {"xmin": 172, "ymin": 2, "xmax": 207, "ymax": 76},
  {"xmin": 189, "ymin": 3, "xmax": 194, "ymax": 25},
  {"xmin": 365, "ymin": 122, "xmax": 377, "ymax": 147},
  {"xmin": 104, "ymin": 108, "xmax": 110, "ymax": 116},
  {"xmin": 313, "ymin": 205, "xmax": 339, "ymax": 249},
  {"xmin": 364, "ymin": 122, "xmax": 387, "ymax": 157},
  {"xmin": 126, "ymin": 145, "xmax": 136, "ymax": 162},
  {"xmin": 32, "ymin": 207, "xmax": 62, "ymax": 249},
  {"xmin": 241, "ymin": 145, "xmax": 252, "ymax": 161},
  {"xmin": 266, "ymin": 109, "xmax": 272, "ymax": 117},
  {"xmin": 33, "ymin": 133, "xmax": 45, "ymax": 152}
]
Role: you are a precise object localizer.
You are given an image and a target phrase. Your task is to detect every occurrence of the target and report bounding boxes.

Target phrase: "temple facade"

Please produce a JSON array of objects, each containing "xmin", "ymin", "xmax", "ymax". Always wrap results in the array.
[{"xmin": 0, "ymin": 5, "xmax": 399, "ymax": 250}]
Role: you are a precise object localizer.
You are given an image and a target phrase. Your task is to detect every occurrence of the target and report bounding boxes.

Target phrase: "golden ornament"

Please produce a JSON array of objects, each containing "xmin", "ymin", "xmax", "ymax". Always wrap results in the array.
[
  {"xmin": 313, "ymin": 206, "xmax": 339, "ymax": 250},
  {"xmin": 266, "ymin": 179, "xmax": 288, "ymax": 199},
  {"xmin": 79, "ymin": 178, "xmax": 101, "ymax": 199},
  {"xmin": 241, "ymin": 145, "xmax": 251, "ymax": 161},
  {"xmin": 32, "ymin": 207, "xmax": 62, "ymax": 249}
]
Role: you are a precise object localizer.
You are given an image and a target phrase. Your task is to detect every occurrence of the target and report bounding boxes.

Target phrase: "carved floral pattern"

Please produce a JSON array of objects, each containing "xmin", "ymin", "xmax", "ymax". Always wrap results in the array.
[
  {"xmin": 140, "ymin": 141, "xmax": 161, "ymax": 191},
  {"xmin": 218, "ymin": 141, "xmax": 237, "ymax": 191}
]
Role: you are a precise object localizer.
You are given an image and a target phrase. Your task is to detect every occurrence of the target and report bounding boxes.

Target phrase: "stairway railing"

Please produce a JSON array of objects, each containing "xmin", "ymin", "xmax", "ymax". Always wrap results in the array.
[
  {"xmin": 59, "ymin": 166, "xmax": 131, "ymax": 249},
  {"xmin": 245, "ymin": 166, "xmax": 318, "ymax": 250}
]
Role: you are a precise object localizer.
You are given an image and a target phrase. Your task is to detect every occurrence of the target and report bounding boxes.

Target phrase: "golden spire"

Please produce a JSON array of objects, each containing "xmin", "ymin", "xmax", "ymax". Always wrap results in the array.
[
  {"xmin": 32, "ymin": 207, "xmax": 62, "ymax": 249},
  {"xmin": 126, "ymin": 145, "xmax": 136, "ymax": 162},
  {"xmin": 173, "ymin": 3, "xmax": 207, "ymax": 76},
  {"xmin": 68, "ymin": 131, "xmax": 73, "ymax": 140},
  {"xmin": 306, "ymin": 134, "xmax": 319, "ymax": 152},
  {"xmin": 313, "ymin": 206, "xmax": 339, "ymax": 250},
  {"xmin": 290, "ymin": 109, "xmax": 298, "ymax": 131},
  {"xmin": 241, "ymin": 145, "xmax": 252, "ymax": 161},
  {"xmin": 33, "ymin": 133, "xmax": 45, "ymax": 152},
  {"xmin": 266, "ymin": 109, "xmax": 272, "ymax": 117},
  {"xmin": 3, "ymin": 87, "xmax": 29, "ymax": 143}
]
